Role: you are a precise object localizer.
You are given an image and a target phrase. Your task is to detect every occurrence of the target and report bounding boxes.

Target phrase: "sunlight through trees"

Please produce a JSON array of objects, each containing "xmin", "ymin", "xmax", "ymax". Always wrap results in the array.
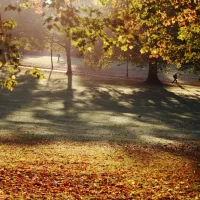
[{"xmin": 0, "ymin": 0, "xmax": 199, "ymax": 89}]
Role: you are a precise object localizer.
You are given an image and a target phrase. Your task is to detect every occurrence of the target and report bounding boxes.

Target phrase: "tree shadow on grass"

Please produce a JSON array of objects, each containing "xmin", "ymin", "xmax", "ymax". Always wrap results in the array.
[
  {"xmin": 0, "ymin": 74, "xmax": 199, "ymax": 148},
  {"xmin": 0, "ymin": 75, "xmax": 38, "ymax": 119},
  {"xmin": 79, "ymin": 81, "xmax": 199, "ymax": 135},
  {"xmin": 0, "ymin": 74, "xmax": 200, "ymax": 179},
  {"xmin": 0, "ymin": 73, "xmax": 78, "ymax": 145}
]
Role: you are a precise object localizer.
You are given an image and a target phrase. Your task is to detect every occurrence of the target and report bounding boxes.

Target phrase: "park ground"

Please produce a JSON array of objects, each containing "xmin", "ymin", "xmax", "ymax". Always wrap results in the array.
[
  {"xmin": 0, "ymin": 65, "xmax": 200, "ymax": 199},
  {"xmin": 20, "ymin": 55, "xmax": 199, "ymax": 85}
]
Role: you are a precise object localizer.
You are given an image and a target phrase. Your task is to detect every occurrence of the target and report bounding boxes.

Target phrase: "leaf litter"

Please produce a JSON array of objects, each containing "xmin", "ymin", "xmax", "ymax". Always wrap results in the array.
[{"xmin": 0, "ymin": 141, "xmax": 199, "ymax": 199}]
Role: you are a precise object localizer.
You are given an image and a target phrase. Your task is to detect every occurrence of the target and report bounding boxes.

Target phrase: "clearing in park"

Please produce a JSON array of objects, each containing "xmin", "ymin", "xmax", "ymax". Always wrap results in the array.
[{"xmin": 0, "ymin": 71, "xmax": 199, "ymax": 199}]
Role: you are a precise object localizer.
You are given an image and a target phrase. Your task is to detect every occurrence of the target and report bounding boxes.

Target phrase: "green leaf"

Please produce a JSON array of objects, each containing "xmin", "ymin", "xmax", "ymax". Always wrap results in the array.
[
  {"xmin": 11, "ymin": 75, "xmax": 16, "ymax": 80},
  {"xmin": 121, "ymin": 45, "xmax": 128, "ymax": 51},
  {"xmin": 87, "ymin": 47, "xmax": 92, "ymax": 52},
  {"xmin": 118, "ymin": 36, "xmax": 127, "ymax": 44}
]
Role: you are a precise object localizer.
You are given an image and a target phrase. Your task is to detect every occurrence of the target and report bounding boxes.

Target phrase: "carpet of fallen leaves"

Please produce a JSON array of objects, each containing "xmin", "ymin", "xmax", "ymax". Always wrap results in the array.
[{"xmin": 0, "ymin": 141, "xmax": 199, "ymax": 200}]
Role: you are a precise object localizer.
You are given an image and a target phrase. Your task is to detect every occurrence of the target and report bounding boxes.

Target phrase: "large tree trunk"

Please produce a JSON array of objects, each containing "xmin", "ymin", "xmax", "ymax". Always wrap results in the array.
[
  {"xmin": 67, "ymin": 74, "xmax": 72, "ymax": 90},
  {"xmin": 145, "ymin": 58, "xmax": 162, "ymax": 84},
  {"xmin": 65, "ymin": 38, "xmax": 72, "ymax": 75}
]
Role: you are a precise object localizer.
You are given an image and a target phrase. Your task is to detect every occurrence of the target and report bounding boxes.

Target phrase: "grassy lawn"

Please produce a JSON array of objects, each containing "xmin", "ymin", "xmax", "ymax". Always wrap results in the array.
[
  {"xmin": 20, "ymin": 55, "xmax": 199, "ymax": 85},
  {"xmin": 0, "ymin": 72, "xmax": 200, "ymax": 199}
]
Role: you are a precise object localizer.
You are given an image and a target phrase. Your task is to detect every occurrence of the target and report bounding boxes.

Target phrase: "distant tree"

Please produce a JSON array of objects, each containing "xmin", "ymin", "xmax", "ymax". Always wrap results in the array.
[
  {"xmin": 0, "ymin": 2, "xmax": 44, "ymax": 91},
  {"xmin": 42, "ymin": 0, "xmax": 105, "ymax": 74},
  {"xmin": 130, "ymin": 0, "xmax": 200, "ymax": 83},
  {"xmin": 75, "ymin": 0, "xmax": 200, "ymax": 83},
  {"xmin": 0, "ymin": 0, "xmax": 46, "ymax": 53},
  {"xmin": 42, "ymin": 0, "xmax": 82, "ymax": 75},
  {"xmin": 44, "ymin": 31, "xmax": 67, "ymax": 70}
]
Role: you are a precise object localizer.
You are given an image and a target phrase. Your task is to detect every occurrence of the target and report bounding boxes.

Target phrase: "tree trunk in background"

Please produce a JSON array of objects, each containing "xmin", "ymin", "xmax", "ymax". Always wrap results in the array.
[
  {"xmin": 126, "ymin": 61, "xmax": 129, "ymax": 78},
  {"xmin": 145, "ymin": 58, "xmax": 162, "ymax": 84},
  {"xmin": 47, "ymin": 47, "xmax": 54, "ymax": 85},
  {"xmin": 50, "ymin": 48, "xmax": 53, "ymax": 70},
  {"xmin": 65, "ymin": 38, "xmax": 72, "ymax": 75}
]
